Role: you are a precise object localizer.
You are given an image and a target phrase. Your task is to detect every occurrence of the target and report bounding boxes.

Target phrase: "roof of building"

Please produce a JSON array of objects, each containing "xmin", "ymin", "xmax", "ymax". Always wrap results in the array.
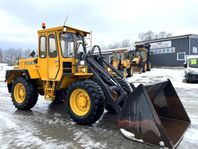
[
  {"xmin": 135, "ymin": 34, "xmax": 198, "ymax": 45},
  {"xmin": 95, "ymin": 47, "xmax": 134, "ymax": 55}
]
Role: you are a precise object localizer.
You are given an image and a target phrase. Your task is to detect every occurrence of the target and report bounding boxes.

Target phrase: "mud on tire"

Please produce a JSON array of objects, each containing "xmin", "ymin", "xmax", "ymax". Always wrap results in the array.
[
  {"xmin": 65, "ymin": 79, "xmax": 105, "ymax": 125},
  {"xmin": 11, "ymin": 76, "xmax": 38, "ymax": 110}
]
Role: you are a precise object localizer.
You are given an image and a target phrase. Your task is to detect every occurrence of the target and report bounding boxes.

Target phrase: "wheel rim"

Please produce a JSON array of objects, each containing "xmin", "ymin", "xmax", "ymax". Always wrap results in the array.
[
  {"xmin": 14, "ymin": 83, "xmax": 26, "ymax": 103},
  {"xmin": 70, "ymin": 89, "xmax": 91, "ymax": 116}
]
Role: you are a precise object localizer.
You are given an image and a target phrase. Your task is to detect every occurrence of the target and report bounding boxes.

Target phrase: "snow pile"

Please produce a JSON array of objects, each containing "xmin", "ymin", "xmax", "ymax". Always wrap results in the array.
[
  {"xmin": 0, "ymin": 63, "xmax": 13, "ymax": 81},
  {"xmin": 127, "ymin": 68, "xmax": 198, "ymax": 89}
]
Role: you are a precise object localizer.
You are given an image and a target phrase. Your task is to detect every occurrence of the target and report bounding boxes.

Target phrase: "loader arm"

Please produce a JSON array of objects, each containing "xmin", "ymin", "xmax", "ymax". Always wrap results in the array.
[{"xmin": 85, "ymin": 54, "xmax": 128, "ymax": 113}]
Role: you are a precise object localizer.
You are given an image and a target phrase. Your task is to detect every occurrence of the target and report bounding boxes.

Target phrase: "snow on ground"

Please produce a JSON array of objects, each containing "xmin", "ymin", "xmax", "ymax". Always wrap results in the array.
[
  {"xmin": 0, "ymin": 63, "xmax": 12, "ymax": 81},
  {"xmin": 127, "ymin": 67, "xmax": 198, "ymax": 89},
  {"xmin": 0, "ymin": 64, "xmax": 198, "ymax": 149}
]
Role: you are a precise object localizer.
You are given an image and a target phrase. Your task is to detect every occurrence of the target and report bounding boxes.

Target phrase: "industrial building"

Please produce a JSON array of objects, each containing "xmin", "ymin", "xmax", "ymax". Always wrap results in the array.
[
  {"xmin": 135, "ymin": 34, "xmax": 198, "ymax": 67},
  {"xmin": 99, "ymin": 34, "xmax": 198, "ymax": 67},
  {"xmin": 97, "ymin": 47, "xmax": 133, "ymax": 63}
]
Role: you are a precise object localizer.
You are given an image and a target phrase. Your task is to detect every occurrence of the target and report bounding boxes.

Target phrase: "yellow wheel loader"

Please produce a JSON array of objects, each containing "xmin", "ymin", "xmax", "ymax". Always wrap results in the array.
[
  {"xmin": 131, "ymin": 44, "xmax": 151, "ymax": 74},
  {"xmin": 111, "ymin": 49, "xmax": 133, "ymax": 77},
  {"xmin": 5, "ymin": 23, "xmax": 190, "ymax": 148}
]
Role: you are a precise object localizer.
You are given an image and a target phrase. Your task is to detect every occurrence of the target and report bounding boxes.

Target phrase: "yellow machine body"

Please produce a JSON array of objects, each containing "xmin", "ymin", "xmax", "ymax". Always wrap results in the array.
[
  {"xmin": 131, "ymin": 44, "xmax": 151, "ymax": 74},
  {"xmin": 111, "ymin": 49, "xmax": 132, "ymax": 77},
  {"xmin": 5, "ymin": 25, "xmax": 190, "ymax": 148},
  {"xmin": 6, "ymin": 26, "xmax": 93, "ymax": 100}
]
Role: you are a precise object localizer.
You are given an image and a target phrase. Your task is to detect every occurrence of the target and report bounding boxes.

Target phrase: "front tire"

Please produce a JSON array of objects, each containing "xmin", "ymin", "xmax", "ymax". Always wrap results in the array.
[
  {"xmin": 65, "ymin": 79, "xmax": 105, "ymax": 125},
  {"xmin": 127, "ymin": 67, "xmax": 133, "ymax": 77},
  {"xmin": 11, "ymin": 76, "xmax": 38, "ymax": 110}
]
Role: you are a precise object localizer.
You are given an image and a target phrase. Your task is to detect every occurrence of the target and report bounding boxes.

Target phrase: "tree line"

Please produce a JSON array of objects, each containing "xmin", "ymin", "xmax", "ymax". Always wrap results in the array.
[
  {"xmin": 103, "ymin": 31, "xmax": 172, "ymax": 49},
  {"xmin": 0, "ymin": 48, "xmax": 32, "ymax": 65}
]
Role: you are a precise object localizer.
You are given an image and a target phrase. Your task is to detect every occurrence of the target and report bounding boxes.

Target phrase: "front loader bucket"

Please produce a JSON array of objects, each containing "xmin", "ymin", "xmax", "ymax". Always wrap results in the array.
[{"xmin": 119, "ymin": 80, "xmax": 191, "ymax": 148}]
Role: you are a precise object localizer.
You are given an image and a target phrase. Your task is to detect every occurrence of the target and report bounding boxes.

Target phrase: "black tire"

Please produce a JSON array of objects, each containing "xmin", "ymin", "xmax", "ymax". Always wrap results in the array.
[
  {"xmin": 11, "ymin": 76, "xmax": 38, "ymax": 110},
  {"xmin": 65, "ymin": 79, "xmax": 105, "ymax": 125},
  {"xmin": 105, "ymin": 77, "xmax": 133, "ymax": 113},
  {"xmin": 147, "ymin": 62, "xmax": 151, "ymax": 71},
  {"xmin": 127, "ymin": 67, "xmax": 133, "ymax": 77},
  {"xmin": 139, "ymin": 66, "xmax": 143, "ymax": 74},
  {"xmin": 115, "ymin": 77, "xmax": 133, "ymax": 93},
  {"xmin": 53, "ymin": 89, "xmax": 65, "ymax": 104},
  {"xmin": 127, "ymin": 68, "xmax": 131, "ymax": 77},
  {"xmin": 143, "ymin": 63, "xmax": 146, "ymax": 72}
]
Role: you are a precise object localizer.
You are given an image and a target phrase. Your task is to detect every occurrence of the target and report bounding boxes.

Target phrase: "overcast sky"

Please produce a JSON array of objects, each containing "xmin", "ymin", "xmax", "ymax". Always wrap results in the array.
[{"xmin": 1, "ymin": 0, "xmax": 198, "ymax": 49}]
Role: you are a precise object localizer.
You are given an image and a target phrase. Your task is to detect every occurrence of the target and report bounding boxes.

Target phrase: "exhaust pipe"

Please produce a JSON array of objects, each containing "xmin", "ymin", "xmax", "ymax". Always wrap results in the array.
[{"xmin": 118, "ymin": 80, "xmax": 191, "ymax": 148}]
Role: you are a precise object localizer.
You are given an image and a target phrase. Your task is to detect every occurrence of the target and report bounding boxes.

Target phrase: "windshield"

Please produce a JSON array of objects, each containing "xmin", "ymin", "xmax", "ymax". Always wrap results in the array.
[
  {"xmin": 188, "ymin": 58, "xmax": 198, "ymax": 68},
  {"xmin": 122, "ymin": 52, "xmax": 128, "ymax": 60},
  {"xmin": 60, "ymin": 32, "xmax": 83, "ymax": 57},
  {"xmin": 113, "ymin": 52, "xmax": 119, "ymax": 60}
]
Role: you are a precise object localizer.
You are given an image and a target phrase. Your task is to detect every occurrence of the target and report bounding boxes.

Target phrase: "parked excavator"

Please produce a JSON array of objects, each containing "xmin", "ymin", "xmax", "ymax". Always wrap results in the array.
[
  {"xmin": 131, "ymin": 43, "xmax": 151, "ymax": 74},
  {"xmin": 5, "ymin": 23, "xmax": 190, "ymax": 148}
]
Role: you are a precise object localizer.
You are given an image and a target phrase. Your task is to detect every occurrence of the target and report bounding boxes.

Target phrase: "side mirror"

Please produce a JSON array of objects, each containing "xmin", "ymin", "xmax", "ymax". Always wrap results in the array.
[{"xmin": 183, "ymin": 63, "xmax": 187, "ymax": 68}]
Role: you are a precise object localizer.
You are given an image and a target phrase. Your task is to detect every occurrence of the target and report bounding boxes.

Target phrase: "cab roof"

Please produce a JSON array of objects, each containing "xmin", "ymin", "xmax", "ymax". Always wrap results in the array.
[{"xmin": 37, "ymin": 26, "xmax": 90, "ymax": 36}]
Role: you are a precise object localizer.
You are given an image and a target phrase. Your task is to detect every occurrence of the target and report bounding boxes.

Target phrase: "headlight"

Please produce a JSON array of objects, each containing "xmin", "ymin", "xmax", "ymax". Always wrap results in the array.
[{"xmin": 80, "ymin": 60, "xmax": 85, "ymax": 65}]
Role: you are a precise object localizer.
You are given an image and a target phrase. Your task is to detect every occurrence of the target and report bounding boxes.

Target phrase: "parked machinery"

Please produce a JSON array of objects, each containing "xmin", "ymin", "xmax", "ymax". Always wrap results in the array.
[
  {"xmin": 184, "ymin": 55, "xmax": 198, "ymax": 82},
  {"xmin": 5, "ymin": 23, "xmax": 190, "ymax": 148},
  {"xmin": 111, "ymin": 49, "xmax": 133, "ymax": 77},
  {"xmin": 131, "ymin": 43, "xmax": 151, "ymax": 74}
]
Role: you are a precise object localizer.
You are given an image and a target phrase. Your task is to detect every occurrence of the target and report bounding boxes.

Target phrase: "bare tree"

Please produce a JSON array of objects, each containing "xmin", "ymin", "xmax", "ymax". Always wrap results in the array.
[
  {"xmin": 138, "ymin": 31, "xmax": 173, "ymax": 41},
  {"xmin": 121, "ymin": 39, "xmax": 131, "ymax": 47},
  {"xmin": 138, "ymin": 31, "xmax": 156, "ymax": 41},
  {"xmin": 157, "ymin": 31, "xmax": 172, "ymax": 39},
  {"xmin": 106, "ymin": 39, "xmax": 132, "ymax": 49}
]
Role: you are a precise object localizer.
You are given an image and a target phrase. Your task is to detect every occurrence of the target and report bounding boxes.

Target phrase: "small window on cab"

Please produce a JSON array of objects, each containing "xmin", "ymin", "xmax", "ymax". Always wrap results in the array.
[
  {"xmin": 39, "ymin": 36, "xmax": 46, "ymax": 58},
  {"xmin": 49, "ymin": 34, "xmax": 57, "ymax": 58}
]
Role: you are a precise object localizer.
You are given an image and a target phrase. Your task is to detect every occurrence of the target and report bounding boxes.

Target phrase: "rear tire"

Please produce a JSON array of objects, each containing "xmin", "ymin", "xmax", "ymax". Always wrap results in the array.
[
  {"xmin": 143, "ymin": 63, "xmax": 147, "ymax": 72},
  {"xmin": 11, "ymin": 76, "xmax": 38, "ymax": 110},
  {"xmin": 147, "ymin": 62, "xmax": 151, "ymax": 71},
  {"xmin": 65, "ymin": 79, "xmax": 105, "ymax": 125},
  {"xmin": 127, "ymin": 67, "xmax": 132, "ymax": 77}
]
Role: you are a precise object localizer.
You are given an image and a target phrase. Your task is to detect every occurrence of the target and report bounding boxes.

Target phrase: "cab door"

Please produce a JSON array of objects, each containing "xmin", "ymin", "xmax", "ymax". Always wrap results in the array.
[
  {"xmin": 47, "ymin": 33, "xmax": 59, "ymax": 79},
  {"xmin": 38, "ymin": 35, "xmax": 48, "ymax": 80}
]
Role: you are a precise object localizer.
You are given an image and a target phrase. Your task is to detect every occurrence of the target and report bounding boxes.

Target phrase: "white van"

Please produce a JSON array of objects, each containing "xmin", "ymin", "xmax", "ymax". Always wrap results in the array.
[{"xmin": 184, "ymin": 55, "xmax": 198, "ymax": 82}]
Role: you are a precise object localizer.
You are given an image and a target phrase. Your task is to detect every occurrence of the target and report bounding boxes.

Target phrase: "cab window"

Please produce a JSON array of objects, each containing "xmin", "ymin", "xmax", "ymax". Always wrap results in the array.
[
  {"xmin": 48, "ymin": 34, "xmax": 57, "ymax": 58},
  {"xmin": 39, "ymin": 36, "xmax": 46, "ymax": 58},
  {"xmin": 60, "ymin": 33, "xmax": 74, "ymax": 57}
]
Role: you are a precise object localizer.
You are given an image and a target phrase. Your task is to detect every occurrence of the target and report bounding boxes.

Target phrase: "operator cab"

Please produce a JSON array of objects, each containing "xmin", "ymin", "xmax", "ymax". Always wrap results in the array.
[{"xmin": 37, "ymin": 23, "xmax": 91, "ymax": 81}]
